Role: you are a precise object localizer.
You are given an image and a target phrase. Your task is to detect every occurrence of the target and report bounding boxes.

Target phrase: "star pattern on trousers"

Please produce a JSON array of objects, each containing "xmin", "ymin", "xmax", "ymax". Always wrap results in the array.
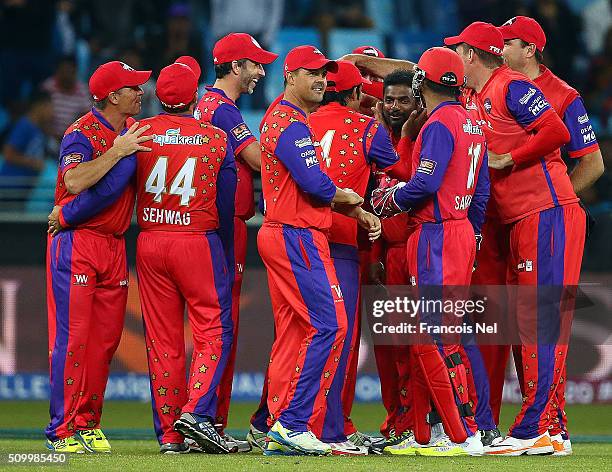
[
  {"xmin": 174, "ymin": 407, "xmax": 181, "ymax": 416},
  {"xmin": 457, "ymin": 385, "xmax": 464, "ymax": 394},
  {"xmin": 173, "ymin": 388, "xmax": 180, "ymax": 395},
  {"xmin": 66, "ymin": 378, "xmax": 74, "ymax": 385},
  {"xmin": 323, "ymin": 371, "xmax": 331, "ymax": 379},
  {"xmin": 92, "ymin": 394, "xmax": 98, "ymax": 401},
  {"xmin": 528, "ymin": 380, "xmax": 535, "ymax": 389},
  {"xmin": 449, "ymin": 371, "xmax": 456, "ymax": 379},
  {"xmin": 157, "ymin": 386, "xmax": 167, "ymax": 396},
  {"xmin": 87, "ymin": 420, "xmax": 96, "ymax": 428},
  {"xmin": 199, "ymin": 364, "xmax": 208, "ymax": 373},
  {"xmin": 160, "ymin": 404, "xmax": 171, "ymax": 415},
  {"xmin": 272, "ymin": 395, "xmax": 279, "ymax": 403},
  {"xmin": 194, "ymin": 381, "xmax": 202, "ymax": 390},
  {"xmin": 211, "ymin": 354, "xmax": 218, "ymax": 361},
  {"xmin": 400, "ymin": 388, "xmax": 407, "ymax": 397}
]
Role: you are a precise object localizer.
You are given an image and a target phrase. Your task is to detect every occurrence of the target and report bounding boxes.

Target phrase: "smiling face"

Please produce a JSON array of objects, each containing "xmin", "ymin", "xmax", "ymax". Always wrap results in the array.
[
  {"xmin": 288, "ymin": 67, "xmax": 328, "ymax": 105},
  {"xmin": 239, "ymin": 59, "xmax": 266, "ymax": 94},
  {"xmin": 502, "ymin": 38, "xmax": 532, "ymax": 71},
  {"xmin": 111, "ymin": 85, "xmax": 144, "ymax": 116},
  {"xmin": 383, "ymin": 84, "xmax": 417, "ymax": 135}
]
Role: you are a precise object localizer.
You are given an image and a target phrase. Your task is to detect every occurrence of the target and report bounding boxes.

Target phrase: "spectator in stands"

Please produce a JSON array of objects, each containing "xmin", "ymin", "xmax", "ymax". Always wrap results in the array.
[
  {"xmin": 41, "ymin": 56, "xmax": 91, "ymax": 141},
  {"xmin": 119, "ymin": 48, "xmax": 161, "ymax": 119},
  {"xmin": 0, "ymin": 91, "xmax": 54, "ymax": 205},
  {"xmin": 210, "ymin": 0, "xmax": 284, "ymax": 108},
  {"xmin": 584, "ymin": 26, "xmax": 612, "ymax": 135},
  {"xmin": 145, "ymin": 2, "xmax": 203, "ymax": 75}
]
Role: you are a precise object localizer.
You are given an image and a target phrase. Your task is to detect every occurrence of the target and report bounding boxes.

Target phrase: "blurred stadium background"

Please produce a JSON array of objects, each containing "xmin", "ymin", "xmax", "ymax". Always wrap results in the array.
[{"xmin": 0, "ymin": 0, "xmax": 610, "ymax": 440}]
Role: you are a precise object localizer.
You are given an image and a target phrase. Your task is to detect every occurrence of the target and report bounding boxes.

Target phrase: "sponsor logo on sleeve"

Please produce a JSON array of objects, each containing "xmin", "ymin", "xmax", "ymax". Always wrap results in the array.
[
  {"xmin": 528, "ymin": 95, "xmax": 549, "ymax": 116},
  {"xmin": 231, "ymin": 123, "xmax": 252, "ymax": 141},
  {"xmin": 294, "ymin": 136, "xmax": 313, "ymax": 148},
  {"xmin": 519, "ymin": 87, "xmax": 536, "ymax": 105},
  {"xmin": 63, "ymin": 152, "xmax": 84, "ymax": 166},
  {"xmin": 417, "ymin": 158, "xmax": 437, "ymax": 175},
  {"xmin": 577, "ymin": 113, "xmax": 589, "ymax": 125},
  {"xmin": 193, "ymin": 108, "xmax": 202, "ymax": 120}
]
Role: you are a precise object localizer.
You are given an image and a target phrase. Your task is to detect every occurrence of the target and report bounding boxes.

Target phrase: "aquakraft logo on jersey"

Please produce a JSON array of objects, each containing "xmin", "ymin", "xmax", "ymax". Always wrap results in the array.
[{"xmin": 153, "ymin": 128, "xmax": 207, "ymax": 147}]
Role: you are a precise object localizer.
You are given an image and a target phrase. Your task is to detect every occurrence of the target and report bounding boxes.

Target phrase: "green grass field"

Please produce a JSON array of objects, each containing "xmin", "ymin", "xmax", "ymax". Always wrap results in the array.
[{"xmin": 1, "ymin": 401, "xmax": 611, "ymax": 470}]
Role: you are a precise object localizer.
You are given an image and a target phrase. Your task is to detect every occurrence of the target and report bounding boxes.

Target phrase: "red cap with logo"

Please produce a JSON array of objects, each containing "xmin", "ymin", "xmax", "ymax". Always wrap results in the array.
[
  {"xmin": 156, "ymin": 63, "xmax": 198, "ymax": 108},
  {"xmin": 444, "ymin": 21, "xmax": 504, "ymax": 56},
  {"xmin": 284, "ymin": 45, "xmax": 338, "ymax": 77},
  {"xmin": 498, "ymin": 16, "xmax": 547, "ymax": 52},
  {"xmin": 213, "ymin": 33, "xmax": 278, "ymax": 64},
  {"xmin": 326, "ymin": 60, "xmax": 372, "ymax": 92},
  {"xmin": 175, "ymin": 55, "xmax": 201, "ymax": 81},
  {"xmin": 417, "ymin": 47, "xmax": 465, "ymax": 87},
  {"xmin": 89, "ymin": 61, "xmax": 152, "ymax": 101},
  {"xmin": 352, "ymin": 45, "xmax": 385, "ymax": 58}
]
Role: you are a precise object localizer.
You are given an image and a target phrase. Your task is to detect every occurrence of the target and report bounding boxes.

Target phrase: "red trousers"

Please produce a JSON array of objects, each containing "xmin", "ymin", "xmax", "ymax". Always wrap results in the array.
[
  {"xmin": 507, "ymin": 204, "xmax": 584, "ymax": 439},
  {"xmin": 258, "ymin": 224, "xmax": 347, "ymax": 434},
  {"xmin": 374, "ymin": 243, "xmax": 412, "ymax": 437},
  {"xmin": 46, "ymin": 229, "xmax": 127, "ymax": 440},
  {"xmin": 214, "ymin": 217, "xmax": 248, "ymax": 432},
  {"xmin": 137, "ymin": 231, "xmax": 233, "ymax": 444}
]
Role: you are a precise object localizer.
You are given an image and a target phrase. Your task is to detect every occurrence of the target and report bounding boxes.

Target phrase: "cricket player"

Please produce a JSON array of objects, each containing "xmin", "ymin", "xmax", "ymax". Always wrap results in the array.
[
  {"xmin": 45, "ymin": 61, "xmax": 152, "ymax": 453},
  {"xmin": 194, "ymin": 33, "xmax": 278, "ymax": 452},
  {"xmin": 496, "ymin": 15, "xmax": 604, "ymax": 455},
  {"xmin": 259, "ymin": 45, "xmax": 381, "ymax": 456},
  {"xmin": 50, "ymin": 60, "xmax": 238, "ymax": 454},
  {"xmin": 445, "ymin": 21, "xmax": 585, "ymax": 455},
  {"xmin": 309, "ymin": 60, "xmax": 408, "ymax": 452},
  {"xmin": 372, "ymin": 47, "xmax": 489, "ymax": 457}
]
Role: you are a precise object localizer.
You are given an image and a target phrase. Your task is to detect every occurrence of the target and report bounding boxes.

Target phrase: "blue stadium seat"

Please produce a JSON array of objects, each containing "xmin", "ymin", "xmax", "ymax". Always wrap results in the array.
[
  {"xmin": 25, "ymin": 160, "xmax": 57, "ymax": 214},
  {"xmin": 393, "ymin": 29, "xmax": 445, "ymax": 62},
  {"xmin": 265, "ymin": 27, "xmax": 322, "ymax": 104},
  {"xmin": 328, "ymin": 29, "xmax": 385, "ymax": 60},
  {"xmin": 241, "ymin": 110, "xmax": 265, "ymax": 138}
]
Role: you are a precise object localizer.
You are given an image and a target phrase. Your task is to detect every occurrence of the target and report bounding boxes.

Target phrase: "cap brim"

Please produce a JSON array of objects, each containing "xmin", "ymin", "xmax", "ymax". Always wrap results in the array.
[
  {"xmin": 443, "ymin": 35, "xmax": 463, "ymax": 46},
  {"xmin": 247, "ymin": 49, "xmax": 279, "ymax": 65},
  {"xmin": 299, "ymin": 57, "xmax": 338, "ymax": 73},
  {"xmin": 362, "ymin": 81, "xmax": 383, "ymax": 100},
  {"xmin": 122, "ymin": 70, "xmax": 152, "ymax": 87}
]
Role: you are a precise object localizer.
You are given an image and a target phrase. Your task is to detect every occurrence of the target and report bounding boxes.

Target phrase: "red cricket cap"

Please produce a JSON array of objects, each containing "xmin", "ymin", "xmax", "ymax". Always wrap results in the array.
[
  {"xmin": 156, "ymin": 63, "xmax": 198, "ymax": 108},
  {"xmin": 89, "ymin": 61, "xmax": 152, "ymax": 101},
  {"xmin": 417, "ymin": 47, "xmax": 465, "ymax": 87},
  {"xmin": 175, "ymin": 55, "xmax": 201, "ymax": 81},
  {"xmin": 213, "ymin": 33, "xmax": 278, "ymax": 64},
  {"xmin": 498, "ymin": 16, "xmax": 547, "ymax": 52},
  {"xmin": 352, "ymin": 45, "xmax": 385, "ymax": 58},
  {"xmin": 444, "ymin": 21, "xmax": 504, "ymax": 56},
  {"xmin": 284, "ymin": 45, "xmax": 338, "ymax": 77},
  {"xmin": 326, "ymin": 60, "xmax": 372, "ymax": 92}
]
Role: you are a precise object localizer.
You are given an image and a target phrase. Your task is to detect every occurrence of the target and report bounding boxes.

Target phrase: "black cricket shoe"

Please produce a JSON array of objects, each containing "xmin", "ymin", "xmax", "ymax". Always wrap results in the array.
[
  {"xmin": 173, "ymin": 413, "xmax": 230, "ymax": 454},
  {"xmin": 159, "ymin": 442, "xmax": 190, "ymax": 454},
  {"xmin": 480, "ymin": 428, "xmax": 502, "ymax": 447}
]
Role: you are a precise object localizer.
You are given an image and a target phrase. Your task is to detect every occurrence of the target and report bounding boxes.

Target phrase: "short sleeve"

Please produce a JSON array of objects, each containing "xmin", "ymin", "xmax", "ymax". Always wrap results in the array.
[
  {"xmin": 58, "ymin": 131, "xmax": 94, "ymax": 176},
  {"xmin": 212, "ymin": 104, "xmax": 257, "ymax": 156},
  {"xmin": 562, "ymin": 97, "xmax": 599, "ymax": 158},
  {"xmin": 505, "ymin": 80, "xmax": 552, "ymax": 129}
]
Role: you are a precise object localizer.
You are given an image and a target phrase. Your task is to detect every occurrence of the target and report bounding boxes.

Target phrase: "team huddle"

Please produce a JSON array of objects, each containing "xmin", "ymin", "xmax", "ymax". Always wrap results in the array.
[{"xmin": 44, "ymin": 15, "xmax": 603, "ymax": 458}]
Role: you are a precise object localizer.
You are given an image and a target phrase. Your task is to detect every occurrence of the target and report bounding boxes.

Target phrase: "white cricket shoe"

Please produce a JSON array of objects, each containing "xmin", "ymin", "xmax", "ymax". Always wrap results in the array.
[
  {"xmin": 329, "ymin": 440, "xmax": 368, "ymax": 456},
  {"xmin": 246, "ymin": 424, "xmax": 268, "ymax": 451},
  {"xmin": 551, "ymin": 434, "xmax": 573, "ymax": 456},
  {"xmin": 267, "ymin": 421, "xmax": 331, "ymax": 456},
  {"xmin": 485, "ymin": 431, "xmax": 554, "ymax": 456}
]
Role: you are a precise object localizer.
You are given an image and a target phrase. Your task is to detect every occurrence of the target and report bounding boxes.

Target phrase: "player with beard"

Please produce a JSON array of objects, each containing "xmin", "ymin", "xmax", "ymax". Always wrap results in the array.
[{"xmin": 195, "ymin": 33, "xmax": 278, "ymax": 452}]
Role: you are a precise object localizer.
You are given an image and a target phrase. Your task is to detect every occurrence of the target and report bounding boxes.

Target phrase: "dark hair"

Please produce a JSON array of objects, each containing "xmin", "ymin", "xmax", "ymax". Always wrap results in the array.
[
  {"xmin": 383, "ymin": 69, "xmax": 415, "ymax": 92},
  {"xmin": 56, "ymin": 54, "xmax": 77, "ymax": 67},
  {"xmin": 161, "ymin": 96, "xmax": 196, "ymax": 114},
  {"xmin": 460, "ymin": 43, "xmax": 504, "ymax": 68},
  {"xmin": 519, "ymin": 40, "xmax": 544, "ymax": 64},
  {"xmin": 423, "ymin": 78, "xmax": 461, "ymax": 100},
  {"xmin": 321, "ymin": 86, "xmax": 359, "ymax": 106},
  {"xmin": 214, "ymin": 59, "xmax": 247, "ymax": 79}
]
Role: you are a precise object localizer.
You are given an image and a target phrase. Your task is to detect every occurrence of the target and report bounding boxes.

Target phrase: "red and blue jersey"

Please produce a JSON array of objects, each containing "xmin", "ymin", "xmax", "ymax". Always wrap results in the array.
[
  {"xmin": 260, "ymin": 100, "xmax": 336, "ymax": 230},
  {"xmin": 196, "ymin": 87, "xmax": 257, "ymax": 220},
  {"xmin": 136, "ymin": 114, "xmax": 235, "ymax": 232},
  {"xmin": 394, "ymin": 101, "xmax": 489, "ymax": 233},
  {"xmin": 467, "ymin": 65, "xmax": 577, "ymax": 223},
  {"xmin": 55, "ymin": 108, "xmax": 136, "ymax": 235},
  {"xmin": 309, "ymin": 102, "xmax": 399, "ymax": 247},
  {"xmin": 534, "ymin": 65, "xmax": 599, "ymax": 158}
]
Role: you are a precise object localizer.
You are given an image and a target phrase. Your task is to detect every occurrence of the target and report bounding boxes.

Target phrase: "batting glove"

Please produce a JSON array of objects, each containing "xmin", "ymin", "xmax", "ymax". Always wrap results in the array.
[{"xmin": 370, "ymin": 176, "xmax": 407, "ymax": 218}]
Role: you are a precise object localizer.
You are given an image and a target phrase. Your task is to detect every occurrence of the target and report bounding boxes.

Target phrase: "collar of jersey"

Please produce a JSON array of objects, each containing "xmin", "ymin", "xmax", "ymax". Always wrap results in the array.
[
  {"xmin": 279, "ymin": 99, "xmax": 307, "ymax": 118},
  {"xmin": 429, "ymin": 100, "xmax": 462, "ymax": 115},
  {"xmin": 205, "ymin": 86, "xmax": 236, "ymax": 106},
  {"xmin": 91, "ymin": 107, "xmax": 116, "ymax": 132}
]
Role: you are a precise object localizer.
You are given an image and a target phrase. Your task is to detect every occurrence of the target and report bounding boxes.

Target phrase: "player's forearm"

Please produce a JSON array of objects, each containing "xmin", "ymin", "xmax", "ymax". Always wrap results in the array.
[
  {"xmin": 342, "ymin": 54, "xmax": 415, "ymax": 78},
  {"xmin": 570, "ymin": 150, "xmax": 605, "ymax": 194},
  {"xmin": 510, "ymin": 112, "xmax": 570, "ymax": 165},
  {"xmin": 239, "ymin": 141, "xmax": 262, "ymax": 171},
  {"xmin": 63, "ymin": 147, "xmax": 124, "ymax": 194}
]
